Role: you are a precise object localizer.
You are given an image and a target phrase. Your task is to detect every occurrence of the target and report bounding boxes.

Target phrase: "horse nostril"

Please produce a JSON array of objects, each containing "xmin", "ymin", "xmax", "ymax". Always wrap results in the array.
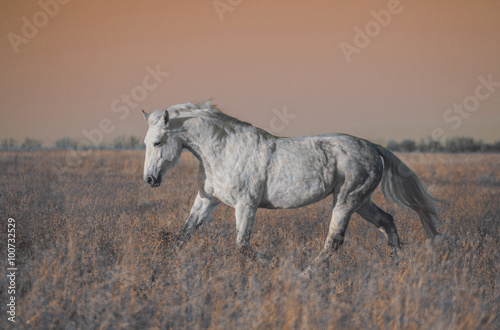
[{"xmin": 146, "ymin": 176, "xmax": 154, "ymax": 185}]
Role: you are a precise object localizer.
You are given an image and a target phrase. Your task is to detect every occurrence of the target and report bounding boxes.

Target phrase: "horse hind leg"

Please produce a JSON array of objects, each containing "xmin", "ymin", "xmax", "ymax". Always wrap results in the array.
[
  {"xmin": 304, "ymin": 159, "xmax": 383, "ymax": 274},
  {"xmin": 305, "ymin": 198, "xmax": 397, "ymax": 277},
  {"xmin": 303, "ymin": 201, "xmax": 356, "ymax": 276},
  {"xmin": 356, "ymin": 199, "xmax": 401, "ymax": 250},
  {"xmin": 307, "ymin": 192, "xmax": 364, "ymax": 269}
]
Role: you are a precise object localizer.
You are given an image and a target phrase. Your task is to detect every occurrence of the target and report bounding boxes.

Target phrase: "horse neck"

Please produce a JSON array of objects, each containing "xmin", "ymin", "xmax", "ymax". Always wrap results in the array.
[
  {"xmin": 180, "ymin": 117, "xmax": 255, "ymax": 167},
  {"xmin": 180, "ymin": 119, "xmax": 224, "ymax": 166}
]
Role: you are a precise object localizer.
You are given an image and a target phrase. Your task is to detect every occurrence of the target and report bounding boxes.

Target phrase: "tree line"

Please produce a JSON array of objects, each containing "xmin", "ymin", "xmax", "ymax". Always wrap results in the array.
[
  {"xmin": 0, "ymin": 136, "xmax": 144, "ymax": 151},
  {"xmin": 1, "ymin": 136, "xmax": 499, "ymax": 152},
  {"xmin": 386, "ymin": 137, "xmax": 500, "ymax": 153}
]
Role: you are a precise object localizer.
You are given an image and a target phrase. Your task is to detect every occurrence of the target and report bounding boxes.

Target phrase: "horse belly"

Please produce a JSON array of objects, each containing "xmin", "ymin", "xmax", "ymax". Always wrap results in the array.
[{"xmin": 261, "ymin": 153, "xmax": 335, "ymax": 209}]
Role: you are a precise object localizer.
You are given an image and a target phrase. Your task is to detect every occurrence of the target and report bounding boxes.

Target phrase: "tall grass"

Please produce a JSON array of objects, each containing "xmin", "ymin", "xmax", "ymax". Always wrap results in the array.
[{"xmin": 0, "ymin": 150, "xmax": 498, "ymax": 328}]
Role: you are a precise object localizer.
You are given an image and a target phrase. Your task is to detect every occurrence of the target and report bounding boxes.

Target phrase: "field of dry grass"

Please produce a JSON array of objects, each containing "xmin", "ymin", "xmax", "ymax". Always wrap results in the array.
[{"xmin": 0, "ymin": 150, "xmax": 499, "ymax": 329}]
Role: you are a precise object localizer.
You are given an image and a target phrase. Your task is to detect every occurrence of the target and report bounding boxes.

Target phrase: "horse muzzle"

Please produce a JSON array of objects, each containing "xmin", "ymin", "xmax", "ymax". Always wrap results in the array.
[{"xmin": 145, "ymin": 175, "xmax": 162, "ymax": 188}]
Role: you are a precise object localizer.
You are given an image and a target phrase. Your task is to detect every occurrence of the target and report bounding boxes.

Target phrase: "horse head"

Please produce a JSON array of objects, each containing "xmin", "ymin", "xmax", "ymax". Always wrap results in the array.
[{"xmin": 142, "ymin": 109, "xmax": 184, "ymax": 187}]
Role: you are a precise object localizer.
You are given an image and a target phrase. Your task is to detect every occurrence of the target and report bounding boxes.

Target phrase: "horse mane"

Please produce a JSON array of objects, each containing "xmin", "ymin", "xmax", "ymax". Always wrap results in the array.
[{"xmin": 149, "ymin": 101, "xmax": 254, "ymax": 128}]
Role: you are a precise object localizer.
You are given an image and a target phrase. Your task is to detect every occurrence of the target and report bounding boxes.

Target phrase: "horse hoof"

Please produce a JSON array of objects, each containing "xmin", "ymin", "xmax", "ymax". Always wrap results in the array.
[
  {"xmin": 159, "ymin": 231, "xmax": 175, "ymax": 245},
  {"xmin": 239, "ymin": 245, "xmax": 257, "ymax": 260},
  {"xmin": 256, "ymin": 252, "xmax": 273, "ymax": 265},
  {"xmin": 300, "ymin": 267, "xmax": 313, "ymax": 280}
]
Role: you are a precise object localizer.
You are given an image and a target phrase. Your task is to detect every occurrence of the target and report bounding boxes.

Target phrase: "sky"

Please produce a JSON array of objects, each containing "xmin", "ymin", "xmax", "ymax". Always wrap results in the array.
[{"xmin": 1, "ymin": 0, "xmax": 499, "ymax": 146}]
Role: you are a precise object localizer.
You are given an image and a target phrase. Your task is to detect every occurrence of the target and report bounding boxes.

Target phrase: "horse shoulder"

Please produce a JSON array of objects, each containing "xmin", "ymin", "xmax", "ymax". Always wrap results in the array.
[{"xmin": 197, "ymin": 162, "xmax": 214, "ymax": 198}]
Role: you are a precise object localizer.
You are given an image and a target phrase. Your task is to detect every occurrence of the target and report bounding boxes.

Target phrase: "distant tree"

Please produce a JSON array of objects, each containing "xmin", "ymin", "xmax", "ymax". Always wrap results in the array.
[
  {"xmin": 21, "ymin": 137, "xmax": 42, "ymax": 150},
  {"xmin": 113, "ymin": 136, "xmax": 142, "ymax": 149},
  {"xmin": 386, "ymin": 137, "xmax": 498, "ymax": 153},
  {"xmin": 386, "ymin": 140, "xmax": 400, "ymax": 151},
  {"xmin": 491, "ymin": 141, "xmax": 500, "ymax": 152},
  {"xmin": 128, "ymin": 136, "xmax": 141, "ymax": 149},
  {"xmin": 399, "ymin": 139, "xmax": 417, "ymax": 152},
  {"xmin": 113, "ymin": 136, "xmax": 125, "ymax": 149},
  {"xmin": 416, "ymin": 139, "xmax": 428, "ymax": 152},
  {"xmin": 55, "ymin": 137, "xmax": 77, "ymax": 149},
  {"xmin": 445, "ymin": 137, "xmax": 481, "ymax": 153},
  {"xmin": 427, "ymin": 138, "xmax": 443, "ymax": 152},
  {"xmin": 416, "ymin": 137, "xmax": 443, "ymax": 152},
  {"xmin": 1, "ymin": 138, "xmax": 19, "ymax": 150}
]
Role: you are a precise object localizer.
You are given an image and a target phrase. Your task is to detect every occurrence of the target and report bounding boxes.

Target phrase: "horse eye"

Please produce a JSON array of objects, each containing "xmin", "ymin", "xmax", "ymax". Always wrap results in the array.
[{"xmin": 153, "ymin": 142, "xmax": 161, "ymax": 147}]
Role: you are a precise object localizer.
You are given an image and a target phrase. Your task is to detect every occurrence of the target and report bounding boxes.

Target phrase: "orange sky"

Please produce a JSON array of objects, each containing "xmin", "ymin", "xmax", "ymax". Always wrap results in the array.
[{"xmin": 1, "ymin": 0, "xmax": 499, "ymax": 146}]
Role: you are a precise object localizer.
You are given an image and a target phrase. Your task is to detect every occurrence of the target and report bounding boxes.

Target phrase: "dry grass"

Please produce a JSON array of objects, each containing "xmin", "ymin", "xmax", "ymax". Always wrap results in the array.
[{"xmin": 0, "ymin": 150, "xmax": 499, "ymax": 329}]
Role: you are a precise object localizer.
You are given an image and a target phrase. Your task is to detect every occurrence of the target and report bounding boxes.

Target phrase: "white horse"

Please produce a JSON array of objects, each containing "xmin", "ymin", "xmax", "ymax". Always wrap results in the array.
[{"xmin": 142, "ymin": 101, "xmax": 440, "ymax": 265}]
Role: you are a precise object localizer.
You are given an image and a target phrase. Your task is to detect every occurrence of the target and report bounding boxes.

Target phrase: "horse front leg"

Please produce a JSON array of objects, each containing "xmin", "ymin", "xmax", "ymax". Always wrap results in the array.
[
  {"xmin": 234, "ymin": 203, "xmax": 260, "ymax": 260},
  {"xmin": 172, "ymin": 192, "xmax": 219, "ymax": 250}
]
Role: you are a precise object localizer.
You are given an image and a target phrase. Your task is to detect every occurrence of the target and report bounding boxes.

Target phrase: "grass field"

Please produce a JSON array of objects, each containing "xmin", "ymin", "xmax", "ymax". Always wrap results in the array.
[{"xmin": 0, "ymin": 150, "xmax": 499, "ymax": 329}]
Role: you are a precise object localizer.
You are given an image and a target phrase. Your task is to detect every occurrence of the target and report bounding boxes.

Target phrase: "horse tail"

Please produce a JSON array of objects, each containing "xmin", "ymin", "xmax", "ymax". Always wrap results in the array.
[{"xmin": 375, "ymin": 145, "xmax": 441, "ymax": 238}]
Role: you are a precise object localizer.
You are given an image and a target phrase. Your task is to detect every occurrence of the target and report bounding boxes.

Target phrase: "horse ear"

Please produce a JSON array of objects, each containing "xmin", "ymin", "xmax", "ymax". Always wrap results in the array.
[
  {"xmin": 142, "ymin": 110, "xmax": 149, "ymax": 123},
  {"xmin": 202, "ymin": 100, "xmax": 211, "ymax": 109},
  {"xmin": 162, "ymin": 110, "xmax": 169, "ymax": 126}
]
